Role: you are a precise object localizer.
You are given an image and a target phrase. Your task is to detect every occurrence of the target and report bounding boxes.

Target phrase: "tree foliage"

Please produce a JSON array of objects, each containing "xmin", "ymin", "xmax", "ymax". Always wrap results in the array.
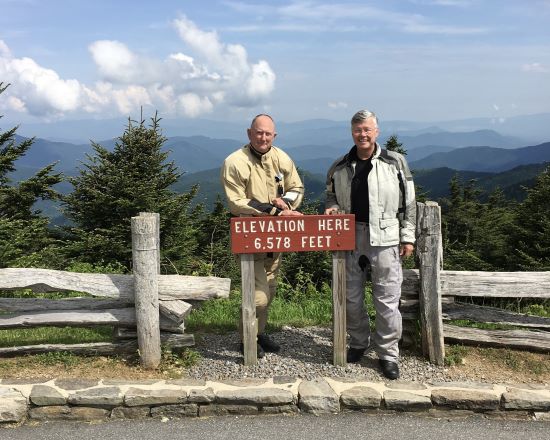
[
  {"xmin": 384, "ymin": 134, "xmax": 407, "ymax": 155},
  {"xmin": 63, "ymin": 113, "xmax": 199, "ymax": 272},
  {"xmin": 2, "ymin": 90, "xmax": 549, "ymax": 290},
  {"xmin": 0, "ymin": 82, "xmax": 63, "ymax": 268},
  {"xmin": 509, "ymin": 166, "xmax": 550, "ymax": 270},
  {"xmin": 440, "ymin": 175, "xmax": 518, "ymax": 271}
]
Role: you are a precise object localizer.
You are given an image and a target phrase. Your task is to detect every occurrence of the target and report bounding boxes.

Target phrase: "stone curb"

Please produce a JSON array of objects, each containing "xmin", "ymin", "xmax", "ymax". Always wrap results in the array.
[{"xmin": 1, "ymin": 378, "xmax": 549, "ymax": 424}]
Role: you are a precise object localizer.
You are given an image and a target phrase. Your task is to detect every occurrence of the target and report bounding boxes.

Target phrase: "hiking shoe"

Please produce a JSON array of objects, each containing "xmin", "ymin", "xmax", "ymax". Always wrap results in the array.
[
  {"xmin": 257, "ymin": 333, "xmax": 280, "ymax": 353},
  {"xmin": 239, "ymin": 342, "xmax": 265, "ymax": 358},
  {"xmin": 379, "ymin": 359, "xmax": 400, "ymax": 380},
  {"xmin": 346, "ymin": 347, "xmax": 365, "ymax": 363}
]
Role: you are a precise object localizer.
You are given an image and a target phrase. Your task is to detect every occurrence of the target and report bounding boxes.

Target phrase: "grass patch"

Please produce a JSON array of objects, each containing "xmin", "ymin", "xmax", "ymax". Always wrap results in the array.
[
  {"xmin": 0, "ymin": 326, "xmax": 113, "ymax": 348},
  {"xmin": 30, "ymin": 351, "xmax": 82, "ymax": 367},
  {"xmin": 185, "ymin": 288, "xmax": 337, "ymax": 333},
  {"xmin": 444, "ymin": 344, "xmax": 469, "ymax": 366},
  {"xmin": 474, "ymin": 347, "xmax": 550, "ymax": 377},
  {"xmin": 448, "ymin": 319, "xmax": 521, "ymax": 331},
  {"xmin": 158, "ymin": 346, "xmax": 202, "ymax": 379}
]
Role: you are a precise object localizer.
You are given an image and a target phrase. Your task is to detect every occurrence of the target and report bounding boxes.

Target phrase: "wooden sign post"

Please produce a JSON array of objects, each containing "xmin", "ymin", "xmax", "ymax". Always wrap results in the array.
[{"xmin": 231, "ymin": 214, "xmax": 355, "ymax": 366}]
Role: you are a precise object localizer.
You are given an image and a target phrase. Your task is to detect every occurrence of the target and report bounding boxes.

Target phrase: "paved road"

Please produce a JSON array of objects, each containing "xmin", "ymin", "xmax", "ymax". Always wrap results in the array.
[{"xmin": 2, "ymin": 413, "xmax": 549, "ymax": 439}]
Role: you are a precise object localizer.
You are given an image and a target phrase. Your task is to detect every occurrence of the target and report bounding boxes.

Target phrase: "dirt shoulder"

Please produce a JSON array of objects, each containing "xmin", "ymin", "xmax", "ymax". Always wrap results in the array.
[{"xmin": 0, "ymin": 328, "xmax": 548, "ymax": 384}]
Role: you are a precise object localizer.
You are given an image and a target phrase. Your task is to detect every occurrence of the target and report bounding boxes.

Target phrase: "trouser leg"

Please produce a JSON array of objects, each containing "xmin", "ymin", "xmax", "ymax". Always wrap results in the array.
[
  {"xmin": 345, "ymin": 224, "xmax": 370, "ymax": 350},
  {"xmin": 259, "ymin": 253, "xmax": 280, "ymax": 334},
  {"xmin": 368, "ymin": 245, "xmax": 403, "ymax": 362},
  {"xmin": 239, "ymin": 253, "xmax": 281, "ymax": 337}
]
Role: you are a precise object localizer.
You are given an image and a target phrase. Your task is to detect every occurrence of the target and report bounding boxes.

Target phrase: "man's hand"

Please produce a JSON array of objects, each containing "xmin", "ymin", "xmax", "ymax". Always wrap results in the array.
[
  {"xmin": 400, "ymin": 243, "xmax": 414, "ymax": 258},
  {"xmin": 272, "ymin": 197, "xmax": 290, "ymax": 210},
  {"xmin": 324, "ymin": 207, "xmax": 339, "ymax": 215},
  {"xmin": 279, "ymin": 209, "xmax": 303, "ymax": 216}
]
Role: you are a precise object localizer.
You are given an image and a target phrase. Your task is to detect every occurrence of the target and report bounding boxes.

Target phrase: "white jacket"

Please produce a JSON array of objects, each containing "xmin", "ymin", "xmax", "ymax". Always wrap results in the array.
[{"xmin": 325, "ymin": 143, "xmax": 416, "ymax": 246}]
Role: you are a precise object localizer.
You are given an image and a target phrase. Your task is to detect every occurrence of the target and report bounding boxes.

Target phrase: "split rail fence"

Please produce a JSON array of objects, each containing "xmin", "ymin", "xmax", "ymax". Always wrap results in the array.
[
  {"xmin": 0, "ymin": 212, "xmax": 230, "ymax": 368},
  {"xmin": 1, "ymin": 208, "xmax": 548, "ymax": 368},
  {"xmin": 402, "ymin": 202, "xmax": 550, "ymax": 365}
]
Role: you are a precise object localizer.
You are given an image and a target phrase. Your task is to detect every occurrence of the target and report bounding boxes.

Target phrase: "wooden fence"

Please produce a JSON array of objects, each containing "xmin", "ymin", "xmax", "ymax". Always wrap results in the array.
[
  {"xmin": 401, "ymin": 202, "xmax": 550, "ymax": 365},
  {"xmin": 1, "ymin": 208, "xmax": 548, "ymax": 368},
  {"xmin": 0, "ymin": 212, "xmax": 231, "ymax": 368}
]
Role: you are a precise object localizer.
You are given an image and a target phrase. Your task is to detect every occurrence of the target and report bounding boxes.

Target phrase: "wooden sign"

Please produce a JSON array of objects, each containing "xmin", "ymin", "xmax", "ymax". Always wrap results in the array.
[{"xmin": 231, "ymin": 214, "xmax": 355, "ymax": 254}]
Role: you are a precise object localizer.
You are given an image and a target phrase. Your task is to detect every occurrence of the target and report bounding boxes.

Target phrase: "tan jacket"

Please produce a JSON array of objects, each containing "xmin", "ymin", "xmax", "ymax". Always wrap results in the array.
[{"xmin": 221, "ymin": 144, "xmax": 304, "ymax": 216}]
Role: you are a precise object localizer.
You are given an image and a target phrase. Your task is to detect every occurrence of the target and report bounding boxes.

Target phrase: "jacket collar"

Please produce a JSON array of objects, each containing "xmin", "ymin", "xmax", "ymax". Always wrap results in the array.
[
  {"xmin": 346, "ymin": 142, "xmax": 381, "ymax": 165},
  {"xmin": 247, "ymin": 143, "xmax": 273, "ymax": 161}
]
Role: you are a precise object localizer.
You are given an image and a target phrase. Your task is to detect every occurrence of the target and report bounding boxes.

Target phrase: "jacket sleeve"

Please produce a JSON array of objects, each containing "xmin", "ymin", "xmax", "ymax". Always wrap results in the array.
[
  {"xmin": 280, "ymin": 153, "xmax": 304, "ymax": 211},
  {"xmin": 220, "ymin": 158, "xmax": 280, "ymax": 216},
  {"xmin": 324, "ymin": 160, "xmax": 340, "ymax": 212},
  {"xmin": 398, "ymin": 155, "xmax": 416, "ymax": 244}
]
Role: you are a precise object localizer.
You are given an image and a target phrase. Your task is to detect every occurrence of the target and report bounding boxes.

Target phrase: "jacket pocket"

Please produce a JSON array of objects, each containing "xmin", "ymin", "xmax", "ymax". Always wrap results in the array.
[{"xmin": 379, "ymin": 218, "xmax": 400, "ymax": 245}]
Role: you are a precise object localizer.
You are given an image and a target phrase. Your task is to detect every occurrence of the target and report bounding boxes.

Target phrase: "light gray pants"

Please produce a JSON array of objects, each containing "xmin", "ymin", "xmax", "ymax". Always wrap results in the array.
[{"xmin": 346, "ymin": 222, "xmax": 403, "ymax": 362}]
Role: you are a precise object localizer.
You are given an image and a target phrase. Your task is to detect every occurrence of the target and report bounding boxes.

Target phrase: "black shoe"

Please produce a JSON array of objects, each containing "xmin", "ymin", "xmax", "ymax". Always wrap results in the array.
[
  {"xmin": 257, "ymin": 333, "xmax": 280, "ymax": 353},
  {"xmin": 346, "ymin": 347, "xmax": 365, "ymax": 363},
  {"xmin": 239, "ymin": 343, "xmax": 265, "ymax": 358},
  {"xmin": 379, "ymin": 359, "xmax": 400, "ymax": 380}
]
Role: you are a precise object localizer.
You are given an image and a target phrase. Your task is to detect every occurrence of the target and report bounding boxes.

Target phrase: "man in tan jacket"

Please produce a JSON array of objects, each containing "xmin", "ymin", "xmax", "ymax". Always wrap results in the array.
[{"xmin": 221, "ymin": 114, "xmax": 304, "ymax": 358}]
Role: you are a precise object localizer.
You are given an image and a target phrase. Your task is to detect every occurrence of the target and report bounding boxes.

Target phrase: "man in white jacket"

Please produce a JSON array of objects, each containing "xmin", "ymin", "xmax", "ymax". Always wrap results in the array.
[{"xmin": 325, "ymin": 109, "xmax": 416, "ymax": 379}]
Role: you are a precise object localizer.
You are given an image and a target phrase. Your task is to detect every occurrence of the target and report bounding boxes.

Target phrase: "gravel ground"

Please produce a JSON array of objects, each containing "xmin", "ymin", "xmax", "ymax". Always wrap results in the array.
[{"xmin": 185, "ymin": 326, "xmax": 468, "ymax": 382}]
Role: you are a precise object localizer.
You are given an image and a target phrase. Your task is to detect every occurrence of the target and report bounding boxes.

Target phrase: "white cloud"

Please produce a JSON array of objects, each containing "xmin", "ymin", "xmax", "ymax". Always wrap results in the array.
[
  {"xmin": 246, "ymin": 61, "xmax": 276, "ymax": 101},
  {"xmin": 0, "ymin": 16, "xmax": 276, "ymax": 119},
  {"xmin": 0, "ymin": 40, "xmax": 12, "ymax": 57},
  {"xmin": 328, "ymin": 101, "xmax": 348, "ymax": 109},
  {"xmin": 0, "ymin": 41, "xmax": 85, "ymax": 116},
  {"xmin": 176, "ymin": 93, "xmax": 214, "ymax": 117},
  {"xmin": 410, "ymin": 0, "xmax": 473, "ymax": 6},
  {"xmin": 521, "ymin": 62, "xmax": 549, "ymax": 73},
  {"xmin": 89, "ymin": 40, "xmax": 137, "ymax": 83},
  {"xmin": 225, "ymin": 1, "xmax": 489, "ymax": 36},
  {"xmin": 6, "ymin": 95, "xmax": 26, "ymax": 112}
]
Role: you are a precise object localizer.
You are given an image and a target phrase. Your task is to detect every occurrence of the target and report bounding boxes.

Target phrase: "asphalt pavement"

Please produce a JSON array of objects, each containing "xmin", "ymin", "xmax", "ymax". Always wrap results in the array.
[{"xmin": 1, "ymin": 412, "xmax": 549, "ymax": 439}]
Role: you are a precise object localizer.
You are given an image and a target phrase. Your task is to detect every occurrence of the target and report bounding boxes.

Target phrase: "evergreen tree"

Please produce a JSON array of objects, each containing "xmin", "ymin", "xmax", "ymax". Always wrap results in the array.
[
  {"xmin": 0, "ymin": 82, "xmax": 63, "ymax": 268},
  {"xmin": 384, "ymin": 134, "xmax": 407, "ymax": 155},
  {"xmin": 440, "ymin": 176, "xmax": 516, "ymax": 271},
  {"xmin": 63, "ymin": 113, "xmax": 199, "ymax": 272},
  {"xmin": 510, "ymin": 167, "xmax": 550, "ymax": 270},
  {"xmin": 384, "ymin": 133, "xmax": 427, "ymax": 202},
  {"xmin": 194, "ymin": 196, "xmax": 240, "ymax": 280}
]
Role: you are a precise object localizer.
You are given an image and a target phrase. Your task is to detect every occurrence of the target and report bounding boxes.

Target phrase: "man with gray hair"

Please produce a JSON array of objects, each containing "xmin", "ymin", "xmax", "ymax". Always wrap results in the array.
[{"xmin": 325, "ymin": 109, "xmax": 416, "ymax": 379}]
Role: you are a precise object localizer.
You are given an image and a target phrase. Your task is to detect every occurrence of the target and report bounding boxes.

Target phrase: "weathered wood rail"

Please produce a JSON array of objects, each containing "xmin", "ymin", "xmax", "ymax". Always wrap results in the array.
[
  {"xmin": 401, "ymin": 202, "xmax": 550, "ymax": 363},
  {"xmin": 0, "ymin": 213, "xmax": 231, "ymax": 368}
]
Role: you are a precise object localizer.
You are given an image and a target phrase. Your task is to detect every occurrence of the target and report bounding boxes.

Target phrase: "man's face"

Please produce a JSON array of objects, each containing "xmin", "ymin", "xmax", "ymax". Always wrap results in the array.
[
  {"xmin": 247, "ymin": 116, "xmax": 276, "ymax": 154},
  {"xmin": 351, "ymin": 118, "xmax": 379, "ymax": 155}
]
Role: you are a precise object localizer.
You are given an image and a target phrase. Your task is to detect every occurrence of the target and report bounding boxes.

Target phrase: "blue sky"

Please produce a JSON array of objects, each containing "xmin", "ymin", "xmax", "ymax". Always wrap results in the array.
[{"xmin": 1, "ymin": 0, "xmax": 549, "ymax": 125}]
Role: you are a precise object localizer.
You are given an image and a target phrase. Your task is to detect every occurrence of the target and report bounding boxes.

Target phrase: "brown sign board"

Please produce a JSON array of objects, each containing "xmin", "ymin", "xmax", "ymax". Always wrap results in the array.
[{"xmin": 231, "ymin": 214, "xmax": 355, "ymax": 254}]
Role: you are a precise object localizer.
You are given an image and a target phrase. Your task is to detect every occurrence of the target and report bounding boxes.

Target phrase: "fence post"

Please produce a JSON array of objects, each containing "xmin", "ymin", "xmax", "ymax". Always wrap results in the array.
[
  {"xmin": 416, "ymin": 201, "xmax": 445, "ymax": 365},
  {"xmin": 241, "ymin": 253, "xmax": 257, "ymax": 366},
  {"xmin": 332, "ymin": 250, "xmax": 347, "ymax": 366},
  {"xmin": 131, "ymin": 212, "xmax": 161, "ymax": 369}
]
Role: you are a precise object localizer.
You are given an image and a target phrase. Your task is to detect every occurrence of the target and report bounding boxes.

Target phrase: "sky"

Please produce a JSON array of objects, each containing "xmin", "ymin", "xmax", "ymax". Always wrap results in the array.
[{"xmin": 1, "ymin": 0, "xmax": 549, "ymax": 125}]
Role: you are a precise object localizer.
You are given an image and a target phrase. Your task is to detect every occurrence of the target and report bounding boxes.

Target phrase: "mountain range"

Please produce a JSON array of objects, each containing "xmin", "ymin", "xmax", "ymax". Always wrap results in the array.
[
  {"xmin": 7, "ymin": 114, "xmax": 549, "ymax": 216},
  {"xmin": 15, "ymin": 112, "xmax": 550, "ymax": 145}
]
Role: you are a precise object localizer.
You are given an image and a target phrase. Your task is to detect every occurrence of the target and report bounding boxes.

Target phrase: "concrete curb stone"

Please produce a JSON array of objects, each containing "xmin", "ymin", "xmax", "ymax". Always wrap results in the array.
[
  {"xmin": 1, "ymin": 378, "xmax": 550, "ymax": 425},
  {"xmin": 0, "ymin": 388, "xmax": 26, "ymax": 423},
  {"xmin": 298, "ymin": 378, "xmax": 340, "ymax": 414},
  {"xmin": 502, "ymin": 388, "xmax": 550, "ymax": 411},
  {"xmin": 29, "ymin": 385, "xmax": 66, "ymax": 406},
  {"xmin": 384, "ymin": 390, "xmax": 433, "ymax": 411},
  {"xmin": 431, "ymin": 389, "xmax": 500, "ymax": 411}
]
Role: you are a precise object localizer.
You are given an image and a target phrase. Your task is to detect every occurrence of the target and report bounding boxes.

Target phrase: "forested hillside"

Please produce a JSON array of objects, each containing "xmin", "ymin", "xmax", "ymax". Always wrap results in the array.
[{"xmin": 2, "ymin": 85, "xmax": 550, "ymax": 292}]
